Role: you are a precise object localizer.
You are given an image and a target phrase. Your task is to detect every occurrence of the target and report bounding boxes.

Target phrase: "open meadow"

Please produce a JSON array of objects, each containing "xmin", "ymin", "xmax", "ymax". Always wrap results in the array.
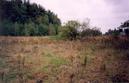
[
  {"xmin": 1, "ymin": 0, "xmax": 129, "ymax": 83},
  {"xmin": 0, "ymin": 36, "xmax": 129, "ymax": 83}
]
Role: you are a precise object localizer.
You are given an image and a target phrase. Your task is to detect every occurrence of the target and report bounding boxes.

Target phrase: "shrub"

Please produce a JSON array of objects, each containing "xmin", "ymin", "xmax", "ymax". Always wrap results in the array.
[
  {"xmin": 59, "ymin": 20, "xmax": 80, "ymax": 40},
  {"xmin": 59, "ymin": 20, "xmax": 102, "ymax": 40},
  {"xmin": 80, "ymin": 27, "xmax": 102, "ymax": 37}
]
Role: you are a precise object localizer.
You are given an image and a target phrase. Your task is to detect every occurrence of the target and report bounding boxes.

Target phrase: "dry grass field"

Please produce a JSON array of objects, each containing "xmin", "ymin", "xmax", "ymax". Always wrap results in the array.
[{"xmin": 0, "ymin": 36, "xmax": 129, "ymax": 83}]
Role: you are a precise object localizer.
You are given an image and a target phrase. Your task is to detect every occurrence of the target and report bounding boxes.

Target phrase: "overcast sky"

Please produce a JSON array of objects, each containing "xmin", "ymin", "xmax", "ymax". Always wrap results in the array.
[{"xmin": 31, "ymin": 0, "xmax": 129, "ymax": 33}]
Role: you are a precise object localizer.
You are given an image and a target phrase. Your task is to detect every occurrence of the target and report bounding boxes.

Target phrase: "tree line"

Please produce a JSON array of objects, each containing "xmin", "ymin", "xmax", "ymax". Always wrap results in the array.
[
  {"xmin": 0, "ymin": 0, "xmax": 61, "ymax": 36},
  {"xmin": 105, "ymin": 20, "xmax": 129, "ymax": 36},
  {"xmin": 0, "ymin": 0, "xmax": 128, "ymax": 38}
]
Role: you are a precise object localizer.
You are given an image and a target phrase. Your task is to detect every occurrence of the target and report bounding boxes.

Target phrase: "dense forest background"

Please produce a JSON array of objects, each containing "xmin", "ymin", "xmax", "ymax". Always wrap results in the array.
[
  {"xmin": 0, "ymin": 0, "xmax": 129, "ymax": 37},
  {"xmin": 0, "ymin": 0, "xmax": 61, "ymax": 36}
]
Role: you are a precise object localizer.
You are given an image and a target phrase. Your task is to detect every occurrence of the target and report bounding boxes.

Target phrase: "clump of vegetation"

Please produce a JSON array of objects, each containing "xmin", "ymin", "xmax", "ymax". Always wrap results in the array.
[
  {"xmin": 59, "ymin": 20, "xmax": 102, "ymax": 40},
  {"xmin": 59, "ymin": 20, "xmax": 80, "ymax": 40},
  {"xmin": 80, "ymin": 27, "xmax": 102, "ymax": 38},
  {"xmin": 105, "ymin": 29, "xmax": 119, "ymax": 36}
]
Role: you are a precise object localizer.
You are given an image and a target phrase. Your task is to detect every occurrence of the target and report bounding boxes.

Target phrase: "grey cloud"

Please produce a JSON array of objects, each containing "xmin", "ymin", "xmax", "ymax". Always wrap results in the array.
[
  {"xmin": 105, "ymin": 0, "xmax": 129, "ymax": 13},
  {"xmin": 31, "ymin": 0, "xmax": 129, "ymax": 33}
]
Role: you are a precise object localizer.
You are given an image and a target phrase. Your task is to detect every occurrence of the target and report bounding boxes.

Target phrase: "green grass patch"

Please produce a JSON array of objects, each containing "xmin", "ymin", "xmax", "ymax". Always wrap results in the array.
[
  {"xmin": 48, "ymin": 35, "xmax": 64, "ymax": 40},
  {"xmin": 50, "ymin": 56, "xmax": 68, "ymax": 67},
  {"xmin": 0, "ymin": 58, "xmax": 6, "ymax": 68},
  {"xmin": 44, "ymin": 52, "xmax": 69, "ymax": 67}
]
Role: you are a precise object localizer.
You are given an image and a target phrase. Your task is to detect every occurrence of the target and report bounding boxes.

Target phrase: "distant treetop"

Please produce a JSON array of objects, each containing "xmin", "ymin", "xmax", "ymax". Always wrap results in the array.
[{"xmin": 0, "ymin": 0, "xmax": 61, "ymax": 36}]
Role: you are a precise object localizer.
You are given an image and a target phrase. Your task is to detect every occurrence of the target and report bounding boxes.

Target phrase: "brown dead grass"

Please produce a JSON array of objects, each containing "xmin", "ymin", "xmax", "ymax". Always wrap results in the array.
[{"xmin": 0, "ymin": 36, "xmax": 129, "ymax": 83}]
